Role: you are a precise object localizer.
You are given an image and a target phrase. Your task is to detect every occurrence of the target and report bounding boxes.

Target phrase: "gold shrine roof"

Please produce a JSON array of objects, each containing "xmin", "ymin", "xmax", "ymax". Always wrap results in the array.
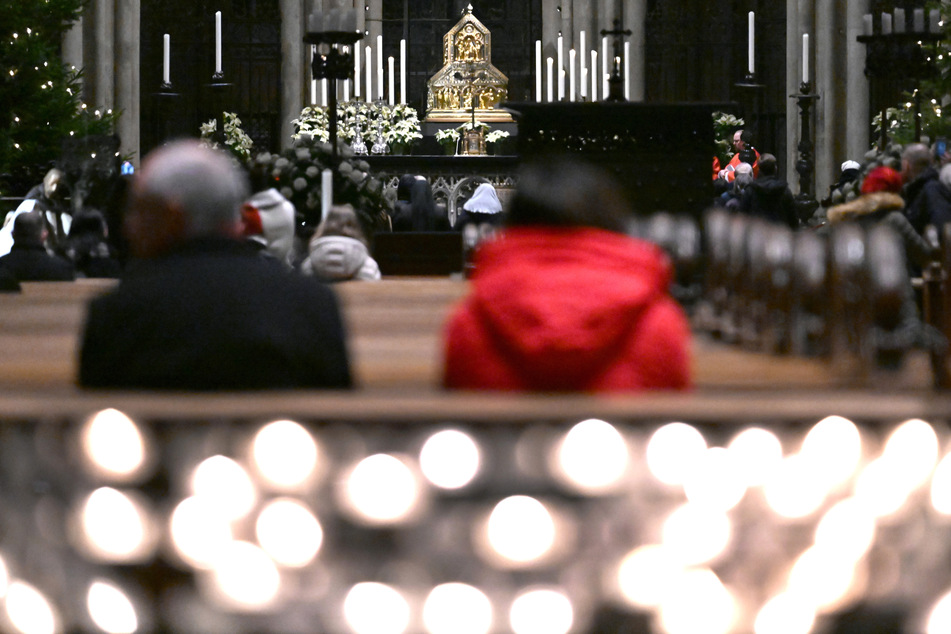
[{"xmin": 425, "ymin": 4, "xmax": 513, "ymax": 123}]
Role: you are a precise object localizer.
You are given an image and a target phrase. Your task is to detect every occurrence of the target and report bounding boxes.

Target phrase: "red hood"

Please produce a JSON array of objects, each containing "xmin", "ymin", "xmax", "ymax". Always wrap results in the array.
[{"xmin": 467, "ymin": 227, "xmax": 674, "ymax": 385}]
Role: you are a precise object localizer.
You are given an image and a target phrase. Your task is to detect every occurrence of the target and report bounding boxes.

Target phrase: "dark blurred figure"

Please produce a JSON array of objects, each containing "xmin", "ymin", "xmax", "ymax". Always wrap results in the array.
[
  {"xmin": 392, "ymin": 176, "xmax": 449, "ymax": 232},
  {"xmin": 79, "ymin": 140, "xmax": 352, "ymax": 390},
  {"xmin": 443, "ymin": 157, "xmax": 691, "ymax": 392},
  {"xmin": 63, "ymin": 209, "xmax": 122, "ymax": 278},
  {"xmin": 739, "ymin": 153, "xmax": 798, "ymax": 229},
  {"xmin": 0, "ymin": 211, "xmax": 75, "ymax": 281},
  {"xmin": 0, "ymin": 266, "xmax": 20, "ymax": 293},
  {"xmin": 906, "ymin": 161, "xmax": 951, "ymax": 234},
  {"xmin": 901, "ymin": 142, "xmax": 937, "ymax": 226}
]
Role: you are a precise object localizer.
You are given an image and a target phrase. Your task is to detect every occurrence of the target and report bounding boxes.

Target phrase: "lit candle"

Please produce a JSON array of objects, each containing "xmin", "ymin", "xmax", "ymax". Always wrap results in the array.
[
  {"xmin": 343, "ymin": 77, "xmax": 349, "ymax": 102},
  {"xmin": 321, "ymin": 79, "xmax": 328, "ymax": 107},
  {"xmin": 863, "ymin": 14, "xmax": 873, "ymax": 37},
  {"xmin": 547, "ymin": 57, "xmax": 554, "ymax": 103},
  {"xmin": 321, "ymin": 168, "xmax": 333, "ymax": 220},
  {"xmin": 601, "ymin": 36, "xmax": 608, "ymax": 98},
  {"xmin": 623, "ymin": 41, "xmax": 630, "ymax": 100},
  {"xmin": 581, "ymin": 66, "xmax": 587, "ymax": 99},
  {"xmin": 400, "ymin": 39, "xmax": 406, "ymax": 104},
  {"xmin": 388, "ymin": 56, "xmax": 395, "ymax": 105},
  {"xmin": 579, "ymin": 30, "xmax": 586, "ymax": 78},
  {"xmin": 354, "ymin": 45, "xmax": 361, "ymax": 99},
  {"xmin": 881, "ymin": 13, "xmax": 892, "ymax": 35},
  {"xmin": 568, "ymin": 48, "xmax": 576, "ymax": 101},
  {"xmin": 894, "ymin": 8, "xmax": 905, "ymax": 33},
  {"xmin": 802, "ymin": 33, "xmax": 809, "ymax": 83},
  {"xmin": 365, "ymin": 45, "xmax": 372, "ymax": 102},
  {"xmin": 930, "ymin": 9, "xmax": 941, "ymax": 33},
  {"xmin": 163, "ymin": 34, "xmax": 170, "ymax": 85},
  {"xmin": 914, "ymin": 9, "xmax": 925, "ymax": 33},
  {"xmin": 376, "ymin": 35, "xmax": 383, "ymax": 101},
  {"xmin": 535, "ymin": 40, "xmax": 542, "ymax": 102},
  {"xmin": 310, "ymin": 46, "xmax": 317, "ymax": 104},
  {"xmin": 215, "ymin": 11, "xmax": 222, "ymax": 75},
  {"xmin": 747, "ymin": 11, "xmax": 754, "ymax": 74},
  {"xmin": 591, "ymin": 49, "xmax": 598, "ymax": 100},
  {"xmin": 557, "ymin": 35, "xmax": 564, "ymax": 101}
]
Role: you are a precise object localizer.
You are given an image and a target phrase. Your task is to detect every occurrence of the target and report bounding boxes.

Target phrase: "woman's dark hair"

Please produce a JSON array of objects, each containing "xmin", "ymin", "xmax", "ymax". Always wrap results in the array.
[
  {"xmin": 408, "ymin": 178, "xmax": 437, "ymax": 231},
  {"xmin": 396, "ymin": 174, "xmax": 418, "ymax": 202},
  {"xmin": 506, "ymin": 157, "xmax": 631, "ymax": 233}
]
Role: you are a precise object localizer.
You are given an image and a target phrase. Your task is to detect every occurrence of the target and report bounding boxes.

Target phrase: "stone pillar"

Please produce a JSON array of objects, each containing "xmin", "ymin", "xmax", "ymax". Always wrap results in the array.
[
  {"xmin": 93, "ymin": 0, "xmax": 115, "ymax": 111},
  {"xmin": 115, "ymin": 0, "xmax": 139, "ymax": 163},
  {"xmin": 281, "ymin": 0, "xmax": 305, "ymax": 150},
  {"xmin": 62, "ymin": 17, "xmax": 83, "ymax": 77},
  {"xmin": 815, "ymin": 0, "xmax": 835, "ymax": 198},
  {"xmin": 846, "ymin": 0, "xmax": 870, "ymax": 164},
  {"xmin": 624, "ymin": 0, "xmax": 645, "ymax": 101}
]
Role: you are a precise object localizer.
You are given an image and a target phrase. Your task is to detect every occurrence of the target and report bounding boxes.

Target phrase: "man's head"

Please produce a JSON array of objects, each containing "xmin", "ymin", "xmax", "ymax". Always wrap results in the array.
[
  {"xmin": 901, "ymin": 143, "xmax": 933, "ymax": 184},
  {"xmin": 733, "ymin": 129, "xmax": 752, "ymax": 152},
  {"xmin": 124, "ymin": 141, "xmax": 249, "ymax": 259},
  {"xmin": 757, "ymin": 153, "xmax": 778, "ymax": 177},
  {"xmin": 12, "ymin": 211, "xmax": 46, "ymax": 246}
]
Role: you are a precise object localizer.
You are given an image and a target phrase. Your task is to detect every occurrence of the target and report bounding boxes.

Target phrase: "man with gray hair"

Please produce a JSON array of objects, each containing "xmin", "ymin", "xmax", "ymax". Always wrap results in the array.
[{"xmin": 79, "ymin": 140, "xmax": 352, "ymax": 389}]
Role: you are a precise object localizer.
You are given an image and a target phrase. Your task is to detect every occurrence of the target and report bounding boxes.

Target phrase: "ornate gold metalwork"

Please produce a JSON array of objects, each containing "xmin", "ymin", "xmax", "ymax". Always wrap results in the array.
[{"xmin": 425, "ymin": 4, "xmax": 513, "ymax": 123}]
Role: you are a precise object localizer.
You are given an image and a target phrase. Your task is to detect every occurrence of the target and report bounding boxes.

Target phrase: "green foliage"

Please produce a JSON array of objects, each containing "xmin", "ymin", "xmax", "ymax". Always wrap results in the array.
[
  {"xmin": 0, "ymin": 0, "xmax": 118, "ymax": 195},
  {"xmin": 252, "ymin": 137, "xmax": 391, "ymax": 239},
  {"xmin": 200, "ymin": 112, "xmax": 255, "ymax": 163},
  {"xmin": 712, "ymin": 112, "xmax": 744, "ymax": 168}
]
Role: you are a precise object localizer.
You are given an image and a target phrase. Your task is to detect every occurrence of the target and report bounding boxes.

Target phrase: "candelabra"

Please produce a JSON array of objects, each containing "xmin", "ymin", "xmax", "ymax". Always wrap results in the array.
[
  {"xmin": 600, "ymin": 18, "xmax": 631, "ymax": 102},
  {"xmin": 791, "ymin": 81, "xmax": 820, "ymax": 223},
  {"xmin": 304, "ymin": 29, "xmax": 363, "ymax": 167}
]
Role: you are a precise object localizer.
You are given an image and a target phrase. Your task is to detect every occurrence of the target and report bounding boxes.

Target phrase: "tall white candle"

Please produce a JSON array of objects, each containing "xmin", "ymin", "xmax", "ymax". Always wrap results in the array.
[
  {"xmin": 579, "ymin": 31, "xmax": 586, "ymax": 77},
  {"xmin": 863, "ymin": 14, "xmax": 873, "ymax": 36},
  {"xmin": 365, "ymin": 45, "xmax": 372, "ymax": 102},
  {"xmin": 400, "ymin": 39, "xmax": 406, "ymax": 104},
  {"xmin": 310, "ymin": 46, "xmax": 317, "ymax": 104},
  {"xmin": 882, "ymin": 13, "xmax": 892, "ymax": 35},
  {"xmin": 321, "ymin": 79, "xmax": 328, "ymax": 107},
  {"xmin": 388, "ymin": 56, "xmax": 395, "ymax": 105},
  {"xmin": 601, "ymin": 37, "xmax": 609, "ymax": 98},
  {"xmin": 547, "ymin": 57, "xmax": 554, "ymax": 103},
  {"xmin": 557, "ymin": 35, "xmax": 564, "ymax": 101},
  {"xmin": 535, "ymin": 40, "xmax": 542, "ymax": 102},
  {"xmin": 914, "ymin": 9, "xmax": 925, "ymax": 33},
  {"xmin": 354, "ymin": 45, "xmax": 361, "ymax": 99},
  {"xmin": 747, "ymin": 12, "xmax": 754, "ymax": 74},
  {"xmin": 569, "ymin": 49, "xmax": 576, "ymax": 101},
  {"xmin": 343, "ymin": 78, "xmax": 349, "ymax": 102},
  {"xmin": 376, "ymin": 35, "xmax": 384, "ymax": 101},
  {"xmin": 623, "ymin": 41, "xmax": 630, "ymax": 100},
  {"xmin": 894, "ymin": 8, "xmax": 905, "ymax": 33},
  {"xmin": 581, "ymin": 67, "xmax": 587, "ymax": 99},
  {"xmin": 215, "ymin": 11, "xmax": 222, "ymax": 74},
  {"xmin": 802, "ymin": 33, "xmax": 809, "ymax": 83},
  {"xmin": 163, "ymin": 34, "xmax": 170, "ymax": 85},
  {"xmin": 321, "ymin": 169, "xmax": 333, "ymax": 220},
  {"xmin": 591, "ymin": 50, "xmax": 598, "ymax": 100}
]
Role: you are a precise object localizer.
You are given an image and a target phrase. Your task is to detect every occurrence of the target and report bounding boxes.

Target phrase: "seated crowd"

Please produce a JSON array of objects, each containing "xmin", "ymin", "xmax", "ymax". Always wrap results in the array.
[{"xmin": 4, "ymin": 132, "xmax": 951, "ymax": 392}]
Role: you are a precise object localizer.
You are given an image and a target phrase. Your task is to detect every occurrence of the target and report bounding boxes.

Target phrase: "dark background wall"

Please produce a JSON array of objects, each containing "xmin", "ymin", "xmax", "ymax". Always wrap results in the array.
[{"xmin": 139, "ymin": 0, "xmax": 789, "ymax": 162}]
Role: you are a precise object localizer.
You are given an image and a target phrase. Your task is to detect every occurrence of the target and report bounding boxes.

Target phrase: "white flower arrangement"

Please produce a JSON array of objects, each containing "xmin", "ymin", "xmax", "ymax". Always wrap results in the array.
[
  {"xmin": 293, "ymin": 102, "xmax": 422, "ymax": 151},
  {"xmin": 200, "ymin": 112, "xmax": 254, "ymax": 163},
  {"xmin": 485, "ymin": 129, "xmax": 510, "ymax": 145},
  {"xmin": 435, "ymin": 128, "xmax": 460, "ymax": 144}
]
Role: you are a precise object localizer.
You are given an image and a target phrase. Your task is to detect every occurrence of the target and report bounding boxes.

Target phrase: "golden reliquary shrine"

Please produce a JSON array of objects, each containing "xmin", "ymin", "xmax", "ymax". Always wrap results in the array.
[{"xmin": 425, "ymin": 4, "xmax": 514, "ymax": 125}]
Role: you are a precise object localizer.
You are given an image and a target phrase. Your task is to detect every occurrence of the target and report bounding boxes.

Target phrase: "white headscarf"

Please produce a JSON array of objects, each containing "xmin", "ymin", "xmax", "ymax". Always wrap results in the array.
[{"xmin": 463, "ymin": 183, "xmax": 502, "ymax": 215}]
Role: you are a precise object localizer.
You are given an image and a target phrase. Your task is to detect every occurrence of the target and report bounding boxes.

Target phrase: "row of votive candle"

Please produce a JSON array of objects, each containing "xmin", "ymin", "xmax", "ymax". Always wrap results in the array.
[
  {"xmin": 309, "ymin": 36, "xmax": 407, "ymax": 107},
  {"xmin": 534, "ymin": 33, "xmax": 632, "ymax": 103},
  {"xmin": 863, "ymin": 8, "xmax": 941, "ymax": 36}
]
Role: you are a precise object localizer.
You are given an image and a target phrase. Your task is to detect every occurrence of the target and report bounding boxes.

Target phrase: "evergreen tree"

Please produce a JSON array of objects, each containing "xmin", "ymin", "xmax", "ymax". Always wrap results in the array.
[{"xmin": 0, "ymin": 0, "xmax": 117, "ymax": 196}]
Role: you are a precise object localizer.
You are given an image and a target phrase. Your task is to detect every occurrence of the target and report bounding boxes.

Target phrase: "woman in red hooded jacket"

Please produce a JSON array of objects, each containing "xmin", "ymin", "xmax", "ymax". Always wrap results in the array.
[{"xmin": 442, "ymin": 157, "xmax": 691, "ymax": 392}]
